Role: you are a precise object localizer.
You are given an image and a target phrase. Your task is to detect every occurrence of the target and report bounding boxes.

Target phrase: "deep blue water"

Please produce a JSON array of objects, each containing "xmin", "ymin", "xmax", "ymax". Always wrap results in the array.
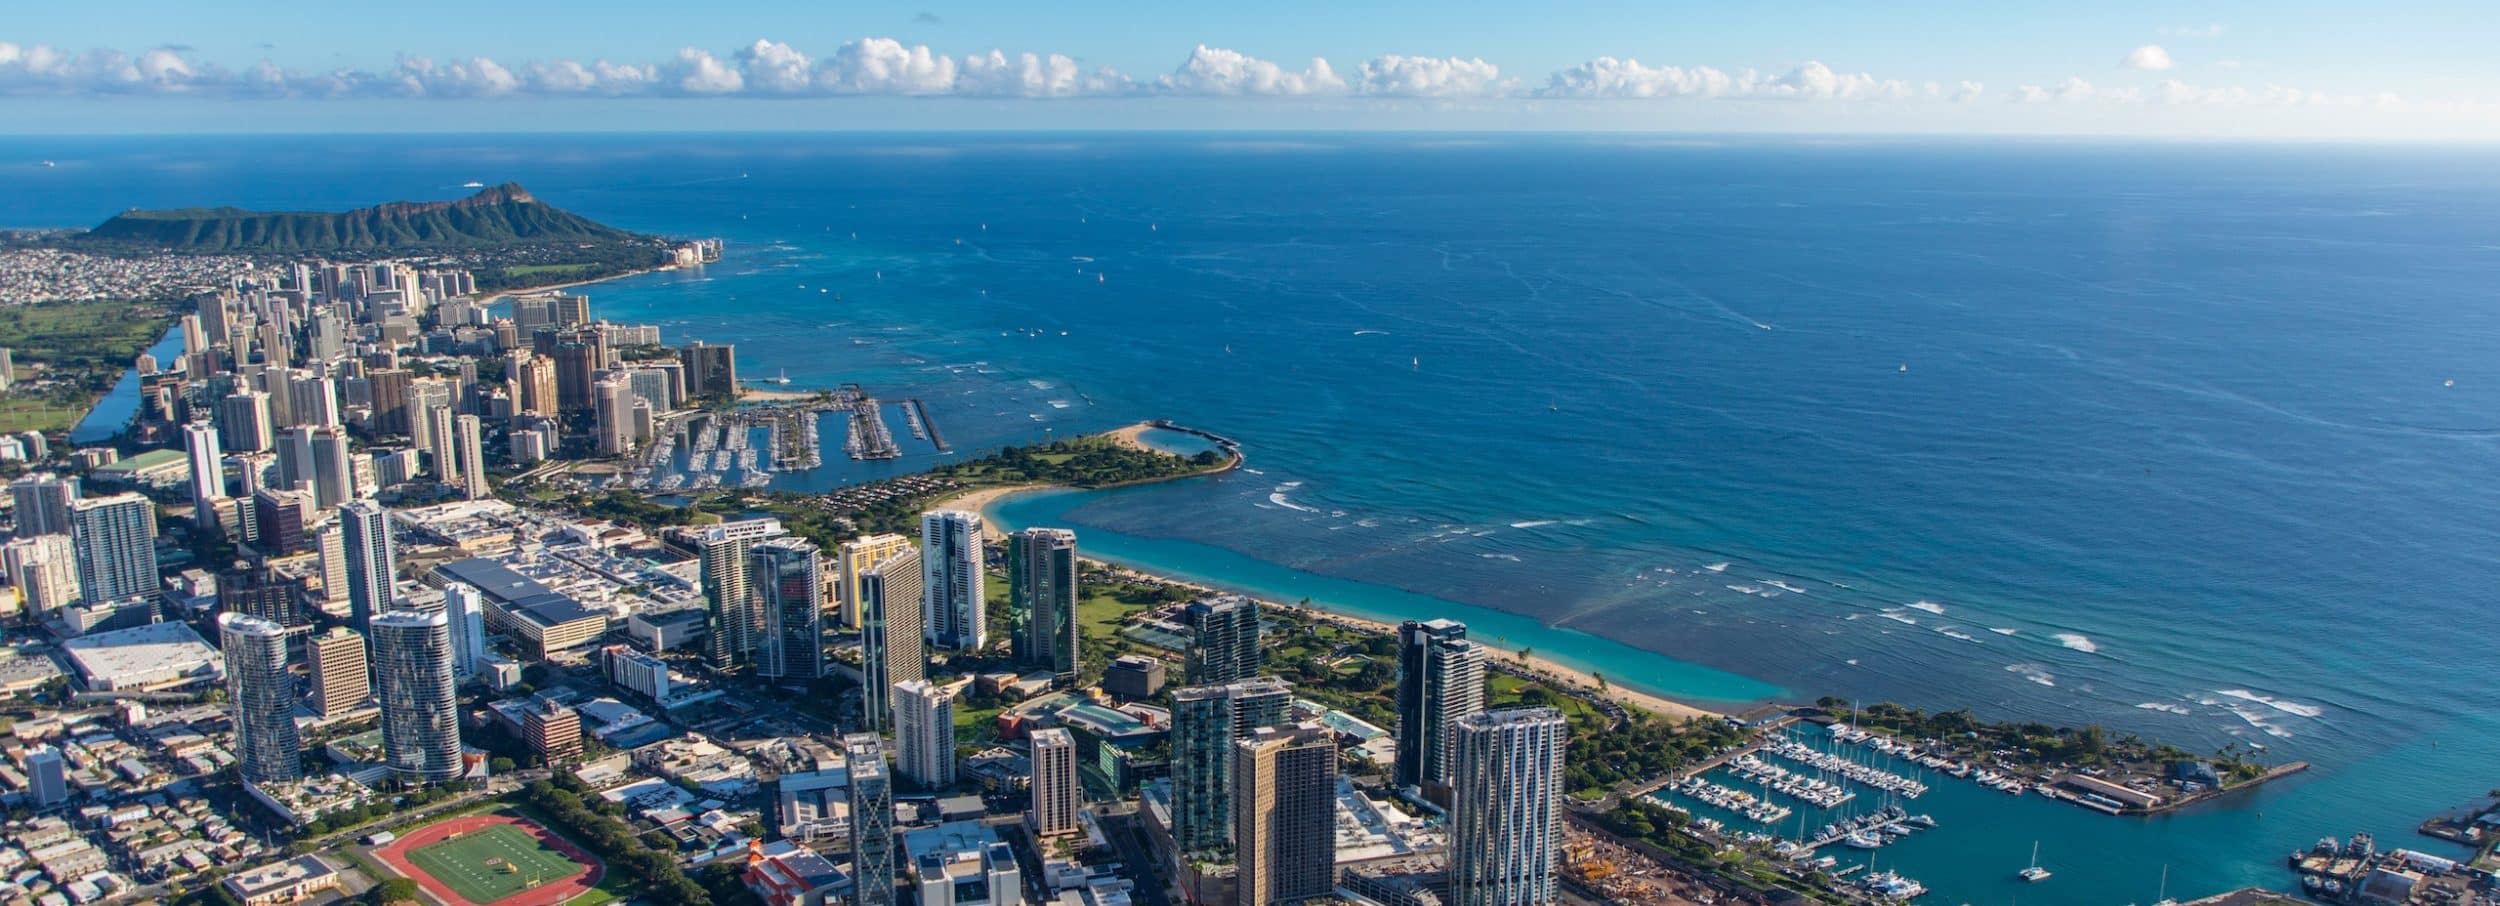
[{"xmin": 8, "ymin": 134, "xmax": 2500, "ymax": 902}]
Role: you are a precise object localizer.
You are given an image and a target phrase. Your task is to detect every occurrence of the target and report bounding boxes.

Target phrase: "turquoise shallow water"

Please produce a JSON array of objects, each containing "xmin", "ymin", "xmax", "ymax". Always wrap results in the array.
[{"xmin": 12, "ymin": 133, "xmax": 2500, "ymax": 901}]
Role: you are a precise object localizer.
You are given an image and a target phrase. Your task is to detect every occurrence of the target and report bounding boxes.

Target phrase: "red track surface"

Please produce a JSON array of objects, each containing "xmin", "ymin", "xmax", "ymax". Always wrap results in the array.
[{"xmin": 373, "ymin": 814, "xmax": 604, "ymax": 906}]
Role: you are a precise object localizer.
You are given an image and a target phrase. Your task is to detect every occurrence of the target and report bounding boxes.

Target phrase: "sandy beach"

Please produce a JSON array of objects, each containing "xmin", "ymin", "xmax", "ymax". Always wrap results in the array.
[
  {"xmin": 927, "ymin": 483, "xmax": 1055, "ymax": 539},
  {"xmin": 949, "ymin": 481, "xmax": 1724, "ymax": 722},
  {"xmin": 739, "ymin": 387, "xmax": 827, "ymax": 403},
  {"xmin": 1105, "ymin": 421, "xmax": 1156, "ymax": 452}
]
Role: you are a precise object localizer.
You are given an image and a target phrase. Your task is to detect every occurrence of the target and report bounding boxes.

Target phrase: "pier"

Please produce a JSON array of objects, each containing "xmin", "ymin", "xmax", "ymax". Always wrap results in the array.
[{"xmin": 911, "ymin": 398, "xmax": 949, "ymax": 452}]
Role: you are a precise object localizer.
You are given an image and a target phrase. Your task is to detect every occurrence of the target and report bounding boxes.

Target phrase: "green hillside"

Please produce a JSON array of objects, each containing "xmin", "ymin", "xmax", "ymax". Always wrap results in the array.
[{"xmin": 74, "ymin": 183, "xmax": 648, "ymax": 253}]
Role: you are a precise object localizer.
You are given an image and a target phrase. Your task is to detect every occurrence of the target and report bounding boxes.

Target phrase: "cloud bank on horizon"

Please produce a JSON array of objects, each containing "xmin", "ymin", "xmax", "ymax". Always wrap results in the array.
[{"xmin": 0, "ymin": 35, "xmax": 2482, "ymax": 131}]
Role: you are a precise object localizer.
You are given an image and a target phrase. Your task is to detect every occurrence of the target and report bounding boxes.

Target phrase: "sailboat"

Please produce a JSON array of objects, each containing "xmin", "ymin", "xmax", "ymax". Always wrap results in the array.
[{"xmin": 2018, "ymin": 840, "xmax": 2051, "ymax": 881}]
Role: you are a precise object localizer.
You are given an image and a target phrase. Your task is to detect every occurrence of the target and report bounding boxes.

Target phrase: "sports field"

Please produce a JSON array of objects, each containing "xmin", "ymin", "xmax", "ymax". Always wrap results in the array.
[{"xmin": 376, "ymin": 814, "xmax": 601, "ymax": 906}]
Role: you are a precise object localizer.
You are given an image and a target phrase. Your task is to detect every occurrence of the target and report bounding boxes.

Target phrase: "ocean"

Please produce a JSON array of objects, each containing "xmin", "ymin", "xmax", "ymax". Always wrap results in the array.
[{"xmin": 12, "ymin": 133, "xmax": 2500, "ymax": 902}]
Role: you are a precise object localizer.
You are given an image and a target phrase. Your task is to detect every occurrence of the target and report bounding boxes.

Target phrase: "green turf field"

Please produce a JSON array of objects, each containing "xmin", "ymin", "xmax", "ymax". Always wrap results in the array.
[{"xmin": 406, "ymin": 823, "xmax": 586, "ymax": 904}]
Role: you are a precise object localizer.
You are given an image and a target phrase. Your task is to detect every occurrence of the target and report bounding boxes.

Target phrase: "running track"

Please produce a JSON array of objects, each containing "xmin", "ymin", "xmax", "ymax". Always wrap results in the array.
[{"xmin": 374, "ymin": 814, "xmax": 604, "ymax": 906}]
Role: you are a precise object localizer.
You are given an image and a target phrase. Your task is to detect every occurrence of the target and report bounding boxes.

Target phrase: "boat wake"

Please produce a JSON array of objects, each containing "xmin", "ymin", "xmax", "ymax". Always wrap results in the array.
[{"xmin": 1266, "ymin": 481, "xmax": 1321, "ymax": 513}]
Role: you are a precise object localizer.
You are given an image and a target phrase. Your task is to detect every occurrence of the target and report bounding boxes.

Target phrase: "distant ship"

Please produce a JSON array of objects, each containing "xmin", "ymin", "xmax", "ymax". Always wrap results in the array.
[
  {"xmin": 461, "ymin": 180, "xmax": 485, "ymax": 188},
  {"xmin": 40, "ymin": 161, "xmax": 57, "ymax": 168}
]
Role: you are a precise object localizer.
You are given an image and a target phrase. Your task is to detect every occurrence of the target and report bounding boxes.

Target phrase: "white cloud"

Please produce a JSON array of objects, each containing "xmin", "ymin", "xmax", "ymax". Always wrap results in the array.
[
  {"xmin": 1355, "ymin": 55, "xmax": 1505, "ymax": 97},
  {"xmin": 1951, "ymin": 80, "xmax": 1986, "ymax": 102},
  {"xmin": 666, "ymin": 47, "xmax": 742, "ymax": 94},
  {"xmin": 386, "ymin": 56, "xmax": 521, "ymax": 97},
  {"xmin": 738, "ymin": 40, "xmax": 814, "ymax": 94},
  {"xmin": 956, "ymin": 49, "xmax": 1131, "ymax": 98},
  {"xmin": 523, "ymin": 59, "xmax": 659, "ymax": 95},
  {"xmin": 2124, "ymin": 45, "xmax": 2175, "ymax": 71},
  {"xmin": 1755, "ymin": 61, "xmax": 1908, "ymax": 101},
  {"xmin": 1158, "ymin": 45, "xmax": 1345, "ymax": 96},
  {"xmin": 1539, "ymin": 58, "xmax": 1910, "ymax": 101},
  {"xmin": 2013, "ymin": 77, "xmax": 2100, "ymax": 103},
  {"xmin": 820, "ymin": 37, "xmax": 958, "ymax": 94},
  {"xmin": 1538, "ymin": 57, "xmax": 1734, "ymax": 98}
]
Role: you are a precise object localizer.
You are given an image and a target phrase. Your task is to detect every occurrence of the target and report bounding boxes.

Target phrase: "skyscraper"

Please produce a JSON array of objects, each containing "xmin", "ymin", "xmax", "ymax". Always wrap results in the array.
[
  {"xmin": 891, "ymin": 678, "xmax": 956, "ymax": 790},
  {"xmin": 752, "ymin": 537, "xmax": 825, "ymax": 680},
  {"xmin": 1232, "ymin": 724, "xmax": 1338, "ymax": 906},
  {"xmin": 858, "ymin": 547, "xmax": 924, "ymax": 733},
  {"xmin": 340, "ymin": 500, "xmax": 396, "ymax": 632},
  {"xmin": 1184, "ymin": 595, "xmax": 1263, "ymax": 685},
  {"xmin": 308, "ymin": 425, "xmax": 357, "ymax": 508},
  {"xmin": 551, "ymin": 336, "xmax": 601, "ymax": 412},
  {"xmin": 371, "ymin": 609, "xmax": 462, "ymax": 782},
  {"xmin": 921, "ymin": 510, "xmax": 986, "ymax": 651},
  {"xmin": 219, "ymin": 612, "xmax": 302, "ymax": 784},
  {"xmin": 1448, "ymin": 708, "xmax": 1567, "ymax": 906},
  {"xmin": 307, "ymin": 626, "xmax": 370, "ymax": 717},
  {"xmin": 219, "ymin": 564, "xmax": 309, "ymax": 628},
  {"xmin": 0, "ymin": 535, "xmax": 79, "ymax": 616},
  {"xmin": 183, "ymin": 420, "xmax": 226, "ymax": 530},
  {"xmin": 834, "ymin": 533, "xmax": 912, "ymax": 629},
  {"xmin": 677, "ymin": 341, "xmax": 737, "ymax": 400},
  {"xmin": 845, "ymin": 734, "xmax": 897, "ymax": 906},
  {"xmin": 696, "ymin": 518, "xmax": 784, "ymax": 671},
  {"xmin": 67, "ymin": 493, "xmax": 157, "ymax": 604},
  {"xmin": 367, "ymin": 369, "xmax": 414, "ymax": 435},
  {"xmin": 1171, "ymin": 677, "xmax": 1295, "ymax": 853},
  {"xmin": 1009, "ymin": 528, "xmax": 1080, "ymax": 687},
  {"xmin": 1395, "ymin": 618, "xmax": 1485, "ymax": 797},
  {"xmin": 418, "ymin": 401, "xmax": 458, "ymax": 481},
  {"xmin": 9, "ymin": 473, "xmax": 78, "ymax": 538},
  {"xmin": 273, "ymin": 426, "xmax": 315, "ymax": 493},
  {"xmin": 217, "ymin": 391, "xmax": 276, "ymax": 453},
  {"xmin": 1029, "ymin": 727, "xmax": 1080, "ymax": 837},
  {"xmin": 592, "ymin": 375, "xmax": 634, "ymax": 456},
  {"xmin": 451, "ymin": 414, "xmax": 488, "ymax": 500},
  {"xmin": 287, "ymin": 372, "xmax": 340, "ymax": 428},
  {"xmin": 442, "ymin": 582, "xmax": 487, "ymax": 679}
]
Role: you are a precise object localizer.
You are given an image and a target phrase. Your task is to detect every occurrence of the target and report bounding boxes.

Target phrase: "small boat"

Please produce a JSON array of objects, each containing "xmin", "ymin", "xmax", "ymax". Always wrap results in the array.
[
  {"xmin": 40, "ymin": 160, "xmax": 56, "ymax": 168},
  {"xmin": 461, "ymin": 180, "xmax": 484, "ymax": 188},
  {"xmin": 1841, "ymin": 832, "xmax": 1882, "ymax": 849},
  {"xmin": 1898, "ymin": 363, "xmax": 1908, "ymax": 373},
  {"xmin": 2019, "ymin": 840, "xmax": 2051, "ymax": 882}
]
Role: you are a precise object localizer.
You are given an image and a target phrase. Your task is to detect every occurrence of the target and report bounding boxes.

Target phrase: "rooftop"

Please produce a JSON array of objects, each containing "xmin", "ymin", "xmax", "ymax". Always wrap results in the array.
[
  {"xmin": 61, "ymin": 622, "xmax": 222, "ymax": 691},
  {"xmin": 432, "ymin": 558, "xmax": 557, "ymax": 604}
]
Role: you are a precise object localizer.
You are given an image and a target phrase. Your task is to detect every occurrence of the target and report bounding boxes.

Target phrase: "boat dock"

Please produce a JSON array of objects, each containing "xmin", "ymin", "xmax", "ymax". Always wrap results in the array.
[
  {"xmin": 845, "ymin": 397, "xmax": 902, "ymax": 460},
  {"xmin": 1799, "ymin": 810, "xmax": 1935, "ymax": 852}
]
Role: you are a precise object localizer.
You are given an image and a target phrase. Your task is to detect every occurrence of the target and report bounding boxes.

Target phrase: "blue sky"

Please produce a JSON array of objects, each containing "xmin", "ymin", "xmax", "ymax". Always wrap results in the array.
[{"xmin": 5, "ymin": 1, "xmax": 2496, "ymax": 138}]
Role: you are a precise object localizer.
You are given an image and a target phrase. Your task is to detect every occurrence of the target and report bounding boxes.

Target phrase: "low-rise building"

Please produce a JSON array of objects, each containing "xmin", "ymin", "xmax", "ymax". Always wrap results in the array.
[
  {"xmin": 1101, "ymin": 656, "xmax": 1167, "ymax": 701},
  {"xmin": 744, "ymin": 840, "xmax": 847, "ymax": 906},
  {"xmin": 60, "ymin": 622, "xmax": 223, "ymax": 692},
  {"xmin": 222, "ymin": 855, "xmax": 341, "ymax": 906}
]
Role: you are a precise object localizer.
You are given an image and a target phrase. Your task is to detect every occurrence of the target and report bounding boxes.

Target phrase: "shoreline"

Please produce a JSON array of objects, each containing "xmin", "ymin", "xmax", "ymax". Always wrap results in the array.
[
  {"xmin": 478, "ymin": 261, "xmax": 676, "ymax": 304},
  {"xmin": 947, "ymin": 478, "xmax": 1726, "ymax": 723}
]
